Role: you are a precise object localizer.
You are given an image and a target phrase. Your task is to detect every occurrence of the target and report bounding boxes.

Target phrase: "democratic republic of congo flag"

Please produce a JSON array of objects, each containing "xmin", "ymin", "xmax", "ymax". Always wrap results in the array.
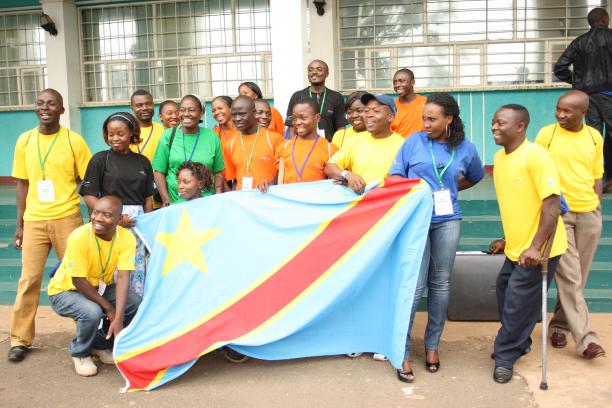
[{"xmin": 114, "ymin": 178, "xmax": 433, "ymax": 391}]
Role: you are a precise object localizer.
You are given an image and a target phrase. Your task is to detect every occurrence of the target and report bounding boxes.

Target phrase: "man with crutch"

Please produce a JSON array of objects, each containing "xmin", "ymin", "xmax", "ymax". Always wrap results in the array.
[{"xmin": 488, "ymin": 104, "xmax": 567, "ymax": 384}]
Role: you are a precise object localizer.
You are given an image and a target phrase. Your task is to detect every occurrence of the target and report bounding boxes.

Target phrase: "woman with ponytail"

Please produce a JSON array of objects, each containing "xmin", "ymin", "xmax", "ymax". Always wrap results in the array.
[{"xmin": 389, "ymin": 93, "xmax": 484, "ymax": 383}]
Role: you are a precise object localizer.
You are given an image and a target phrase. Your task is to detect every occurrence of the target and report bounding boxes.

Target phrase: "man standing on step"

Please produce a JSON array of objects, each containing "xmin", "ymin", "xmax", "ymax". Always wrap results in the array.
[
  {"xmin": 129, "ymin": 89, "xmax": 164, "ymax": 164},
  {"xmin": 488, "ymin": 104, "xmax": 567, "ymax": 384},
  {"xmin": 390, "ymin": 68, "xmax": 427, "ymax": 139},
  {"xmin": 8, "ymin": 89, "xmax": 92, "ymax": 362},
  {"xmin": 554, "ymin": 8, "xmax": 612, "ymax": 193},
  {"xmin": 535, "ymin": 90, "xmax": 606, "ymax": 359},
  {"xmin": 285, "ymin": 59, "xmax": 347, "ymax": 142}
]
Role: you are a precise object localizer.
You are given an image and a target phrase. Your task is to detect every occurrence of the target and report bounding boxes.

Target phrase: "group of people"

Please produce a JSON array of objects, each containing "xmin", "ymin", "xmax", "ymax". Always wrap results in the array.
[{"xmin": 6, "ymin": 7, "xmax": 610, "ymax": 388}]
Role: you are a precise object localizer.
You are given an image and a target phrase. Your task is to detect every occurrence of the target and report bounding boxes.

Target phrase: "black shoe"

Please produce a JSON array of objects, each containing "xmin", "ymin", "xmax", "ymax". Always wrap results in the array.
[
  {"xmin": 8, "ymin": 346, "xmax": 28, "ymax": 362},
  {"xmin": 493, "ymin": 366, "xmax": 513, "ymax": 384},
  {"xmin": 223, "ymin": 347, "xmax": 249, "ymax": 363}
]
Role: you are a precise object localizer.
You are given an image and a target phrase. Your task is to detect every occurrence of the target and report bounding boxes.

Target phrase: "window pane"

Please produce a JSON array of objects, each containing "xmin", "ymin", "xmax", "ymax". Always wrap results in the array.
[
  {"xmin": 487, "ymin": 42, "xmax": 545, "ymax": 85},
  {"xmin": 0, "ymin": 11, "xmax": 46, "ymax": 106},
  {"xmin": 398, "ymin": 46, "xmax": 453, "ymax": 87},
  {"xmin": 459, "ymin": 48, "xmax": 481, "ymax": 86},
  {"xmin": 80, "ymin": 0, "xmax": 272, "ymax": 102}
]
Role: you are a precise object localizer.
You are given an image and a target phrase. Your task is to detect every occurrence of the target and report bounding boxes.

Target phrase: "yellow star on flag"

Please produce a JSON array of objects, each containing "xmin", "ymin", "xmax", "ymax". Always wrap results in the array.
[{"xmin": 155, "ymin": 209, "xmax": 221, "ymax": 276}]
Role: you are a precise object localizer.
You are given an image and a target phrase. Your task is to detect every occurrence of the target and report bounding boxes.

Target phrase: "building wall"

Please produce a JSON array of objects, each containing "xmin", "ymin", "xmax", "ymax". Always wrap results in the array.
[{"xmin": 0, "ymin": 88, "xmax": 566, "ymax": 177}]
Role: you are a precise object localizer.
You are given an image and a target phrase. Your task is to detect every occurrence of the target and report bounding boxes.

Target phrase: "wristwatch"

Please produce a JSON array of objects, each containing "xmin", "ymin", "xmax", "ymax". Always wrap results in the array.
[{"xmin": 341, "ymin": 170, "xmax": 349, "ymax": 180}]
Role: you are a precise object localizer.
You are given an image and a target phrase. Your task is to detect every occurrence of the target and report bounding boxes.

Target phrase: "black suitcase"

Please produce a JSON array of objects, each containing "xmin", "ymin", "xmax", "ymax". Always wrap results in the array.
[{"xmin": 447, "ymin": 252, "xmax": 505, "ymax": 321}]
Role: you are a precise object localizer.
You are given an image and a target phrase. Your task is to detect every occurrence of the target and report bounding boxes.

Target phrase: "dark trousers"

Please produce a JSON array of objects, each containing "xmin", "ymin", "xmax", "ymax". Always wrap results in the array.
[
  {"xmin": 586, "ymin": 93, "xmax": 612, "ymax": 180},
  {"xmin": 493, "ymin": 256, "xmax": 560, "ymax": 369}
]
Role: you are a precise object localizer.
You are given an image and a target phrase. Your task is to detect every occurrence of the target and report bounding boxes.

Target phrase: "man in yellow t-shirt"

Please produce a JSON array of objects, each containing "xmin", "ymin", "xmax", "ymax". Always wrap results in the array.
[
  {"xmin": 325, "ymin": 93, "xmax": 404, "ymax": 194},
  {"xmin": 534, "ymin": 90, "xmax": 606, "ymax": 359},
  {"xmin": 488, "ymin": 104, "xmax": 567, "ymax": 384},
  {"xmin": 129, "ymin": 90, "xmax": 164, "ymax": 164},
  {"xmin": 8, "ymin": 89, "xmax": 92, "ymax": 363},
  {"xmin": 48, "ymin": 196, "xmax": 140, "ymax": 377}
]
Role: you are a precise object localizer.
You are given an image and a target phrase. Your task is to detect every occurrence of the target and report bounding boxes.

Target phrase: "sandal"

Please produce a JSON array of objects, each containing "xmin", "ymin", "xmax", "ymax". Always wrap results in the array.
[
  {"xmin": 425, "ymin": 349, "xmax": 440, "ymax": 373},
  {"xmin": 396, "ymin": 369, "xmax": 415, "ymax": 383}
]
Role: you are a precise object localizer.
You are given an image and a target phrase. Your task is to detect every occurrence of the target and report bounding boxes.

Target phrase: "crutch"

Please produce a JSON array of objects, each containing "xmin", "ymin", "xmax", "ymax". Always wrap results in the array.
[{"xmin": 539, "ymin": 222, "xmax": 557, "ymax": 391}]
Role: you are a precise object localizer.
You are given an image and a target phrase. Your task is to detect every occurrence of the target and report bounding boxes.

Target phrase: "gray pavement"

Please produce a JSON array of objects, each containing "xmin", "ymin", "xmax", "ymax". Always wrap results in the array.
[{"xmin": 1, "ymin": 307, "xmax": 610, "ymax": 408}]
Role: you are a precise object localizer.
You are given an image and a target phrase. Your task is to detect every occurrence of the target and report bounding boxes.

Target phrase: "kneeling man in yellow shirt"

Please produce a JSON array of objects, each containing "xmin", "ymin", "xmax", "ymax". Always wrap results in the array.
[{"xmin": 47, "ymin": 196, "xmax": 141, "ymax": 377}]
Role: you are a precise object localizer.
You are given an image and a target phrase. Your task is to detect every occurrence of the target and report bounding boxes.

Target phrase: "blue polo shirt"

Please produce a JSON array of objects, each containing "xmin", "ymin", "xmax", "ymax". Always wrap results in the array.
[{"xmin": 389, "ymin": 132, "xmax": 484, "ymax": 223}]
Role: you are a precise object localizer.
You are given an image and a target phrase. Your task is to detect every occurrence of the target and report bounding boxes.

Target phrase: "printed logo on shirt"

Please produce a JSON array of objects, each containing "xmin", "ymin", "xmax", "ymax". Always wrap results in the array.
[
  {"xmin": 512, "ymin": 177, "xmax": 526, "ymax": 184},
  {"xmin": 547, "ymin": 177, "xmax": 555, "ymax": 187},
  {"xmin": 139, "ymin": 171, "xmax": 146, "ymax": 176}
]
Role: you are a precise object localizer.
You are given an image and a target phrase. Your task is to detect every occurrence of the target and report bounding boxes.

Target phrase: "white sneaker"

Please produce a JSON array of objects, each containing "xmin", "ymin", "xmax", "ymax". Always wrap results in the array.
[
  {"xmin": 72, "ymin": 356, "xmax": 98, "ymax": 377},
  {"xmin": 92, "ymin": 348, "xmax": 115, "ymax": 365},
  {"xmin": 346, "ymin": 353, "xmax": 363, "ymax": 358},
  {"xmin": 373, "ymin": 353, "xmax": 388, "ymax": 361}
]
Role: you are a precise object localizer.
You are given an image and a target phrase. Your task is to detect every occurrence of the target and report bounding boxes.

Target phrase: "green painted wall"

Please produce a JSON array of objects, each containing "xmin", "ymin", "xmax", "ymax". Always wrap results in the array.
[
  {"xmin": 0, "ymin": 1, "xmax": 40, "ymax": 9},
  {"xmin": 0, "ymin": 89, "xmax": 568, "ymax": 177},
  {"xmin": 1, "ymin": 109, "xmax": 39, "ymax": 178}
]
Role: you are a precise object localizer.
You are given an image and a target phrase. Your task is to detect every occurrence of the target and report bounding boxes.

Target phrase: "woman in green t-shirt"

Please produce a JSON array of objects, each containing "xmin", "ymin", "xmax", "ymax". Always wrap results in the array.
[{"xmin": 152, "ymin": 94, "xmax": 225, "ymax": 205}]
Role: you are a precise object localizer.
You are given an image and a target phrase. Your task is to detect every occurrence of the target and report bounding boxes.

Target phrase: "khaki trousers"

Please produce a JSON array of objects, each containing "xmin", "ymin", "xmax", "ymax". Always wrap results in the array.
[
  {"xmin": 10, "ymin": 211, "xmax": 83, "ymax": 347},
  {"xmin": 549, "ymin": 209, "xmax": 602, "ymax": 355}
]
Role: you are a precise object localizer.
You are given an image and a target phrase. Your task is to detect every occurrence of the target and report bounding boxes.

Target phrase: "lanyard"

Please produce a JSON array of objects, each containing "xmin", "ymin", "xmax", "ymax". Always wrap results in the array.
[
  {"xmin": 292, "ymin": 134, "xmax": 319, "ymax": 182},
  {"xmin": 137, "ymin": 126, "xmax": 154, "ymax": 155},
  {"xmin": 239, "ymin": 127, "xmax": 259, "ymax": 175},
  {"xmin": 220, "ymin": 126, "xmax": 228, "ymax": 142},
  {"xmin": 93, "ymin": 226, "xmax": 116, "ymax": 279},
  {"xmin": 308, "ymin": 87, "xmax": 327, "ymax": 115},
  {"xmin": 37, "ymin": 129, "xmax": 60, "ymax": 179},
  {"xmin": 429, "ymin": 139, "xmax": 455, "ymax": 188},
  {"xmin": 182, "ymin": 127, "xmax": 201, "ymax": 162}
]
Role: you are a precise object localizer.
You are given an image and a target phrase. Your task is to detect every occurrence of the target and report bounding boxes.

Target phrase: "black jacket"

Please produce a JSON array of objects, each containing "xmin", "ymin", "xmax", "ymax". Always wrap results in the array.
[{"xmin": 554, "ymin": 27, "xmax": 612, "ymax": 94}]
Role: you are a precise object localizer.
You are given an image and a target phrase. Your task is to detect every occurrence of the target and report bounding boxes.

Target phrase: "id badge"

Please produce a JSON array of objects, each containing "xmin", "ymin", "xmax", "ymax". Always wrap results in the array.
[
  {"xmin": 316, "ymin": 128, "xmax": 326, "ymax": 138},
  {"xmin": 242, "ymin": 176, "xmax": 254, "ymax": 191},
  {"xmin": 122, "ymin": 205, "xmax": 140, "ymax": 219},
  {"xmin": 37, "ymin": 179, "xmax": 55, "ymax": 203},
  {"xmin": 97, "ymin": 281, "xmax": 106, "ymax": 296},
  {"xmin": 433, "ymin": 189, "xmax": 454, "ymax": 216}
]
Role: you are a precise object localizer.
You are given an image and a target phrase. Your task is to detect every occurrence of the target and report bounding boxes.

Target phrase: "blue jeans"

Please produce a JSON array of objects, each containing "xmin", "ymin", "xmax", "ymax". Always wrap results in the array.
[
  {"xmin": 404, "ymin": 220, "xmax": 461, "ymax": 360},
  {"xmin": 493, "ymin": 256, "xmax": 558, "ymax": 369},
  {"xmin": 49, "ymin": 284, "xmax": 141, "ymax": 357}
]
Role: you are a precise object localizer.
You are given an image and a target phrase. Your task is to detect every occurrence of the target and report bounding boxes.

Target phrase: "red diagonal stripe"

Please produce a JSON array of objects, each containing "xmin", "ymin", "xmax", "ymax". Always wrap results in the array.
[{"xmin": 118, "ymin": 178, "xmax": 421, "ymax": 390}]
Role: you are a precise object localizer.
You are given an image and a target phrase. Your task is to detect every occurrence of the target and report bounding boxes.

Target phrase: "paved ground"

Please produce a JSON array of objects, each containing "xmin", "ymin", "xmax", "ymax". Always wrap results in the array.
[{"xmin": 1, "ymin": 307, "xmax": 610, "ymax": 408}]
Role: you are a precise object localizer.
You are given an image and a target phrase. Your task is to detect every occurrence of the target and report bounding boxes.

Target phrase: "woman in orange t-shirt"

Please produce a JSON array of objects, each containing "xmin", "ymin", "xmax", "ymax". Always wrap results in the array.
[
  {"xmin": 212, "ymin": 95, "xmax": 239, "ymax": 185},
  {"xmin": 238, "ymin": 81, "xmax": 286, "ymax": 137}
]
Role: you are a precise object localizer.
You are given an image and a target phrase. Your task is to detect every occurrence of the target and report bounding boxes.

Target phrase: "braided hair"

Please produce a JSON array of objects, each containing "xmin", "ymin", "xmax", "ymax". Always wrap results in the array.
[{"xmin": 425, "ymin": 93, "xmax": 465, "ymax": 147}]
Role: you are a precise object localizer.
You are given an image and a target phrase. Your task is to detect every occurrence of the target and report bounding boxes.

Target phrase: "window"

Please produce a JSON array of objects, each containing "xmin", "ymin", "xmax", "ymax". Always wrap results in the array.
[
  {"xmin": 0, "ymin": 11, "xmax": 46, "ymax": 106},
  {"xmin": 80, "ymin": 0, "xmax": 272, "ymax": 103},
  {"xmin": 338, "ymin": 0, "xmax": 609, "ymax": 91}
]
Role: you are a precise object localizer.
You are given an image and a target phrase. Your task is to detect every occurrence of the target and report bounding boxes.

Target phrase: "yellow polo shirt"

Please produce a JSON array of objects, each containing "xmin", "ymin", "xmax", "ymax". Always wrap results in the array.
[
  {"xmin": 12, "ymin": 126, "xmax": 92, "ymax": 221},
  {"xmin": 130, "ymin": 121, "xmax": 164, "ymax": 164},
  {"xmin": 329, "ymin": 131, "xmax": 404, "ymax": 184},
  {"xmin": 47, "ymin": 223, "xmax": 136, "ymax": 296},
  {"xmin": 535, "ymin": 123, "xmax": 603, "ymax": 213},
  {"xmin": 493, "ymin": 140, "xmax": 567, "ymax": 262},
  {"xmin": 331, "ymin": 126, "xmax": 359, "ymax": 149}
]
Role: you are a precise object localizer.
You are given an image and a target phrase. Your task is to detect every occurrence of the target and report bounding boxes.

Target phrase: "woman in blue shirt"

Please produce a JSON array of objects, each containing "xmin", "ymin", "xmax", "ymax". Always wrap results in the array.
[{"xmin": 389, "ymin": 93, "xmax": 484, "ymax": 382}]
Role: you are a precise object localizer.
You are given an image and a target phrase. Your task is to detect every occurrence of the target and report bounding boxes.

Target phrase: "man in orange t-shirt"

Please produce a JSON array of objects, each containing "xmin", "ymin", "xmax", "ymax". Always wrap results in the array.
[
  {"xmin": 258, "ymin": 99, "xmax": 338, "ymax": 191},
  {"xmin": 225, "ymin": 96, "xmax": 283, "ymax": 191},
  {"xmin": 391, "ymin": 68, "xmax": 427, "ymax": 138}
]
